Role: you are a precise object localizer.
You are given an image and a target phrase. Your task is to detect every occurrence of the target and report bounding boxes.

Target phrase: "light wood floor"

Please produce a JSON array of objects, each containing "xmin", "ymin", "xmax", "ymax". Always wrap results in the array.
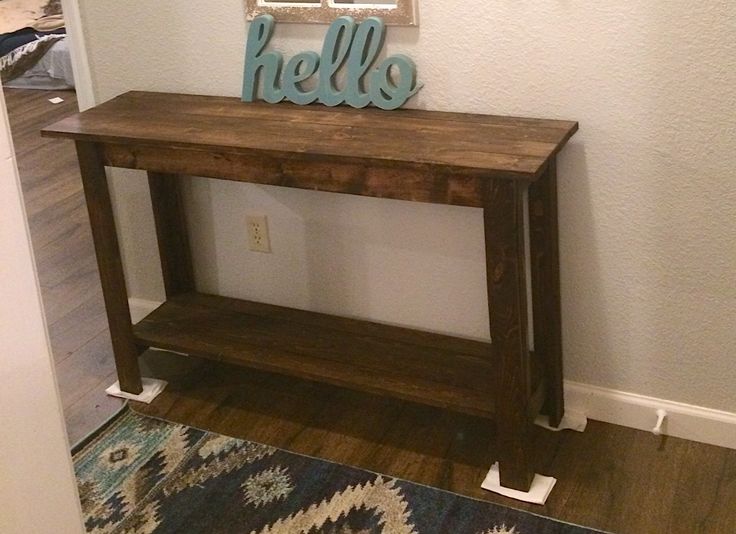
[
  {"xmin": 8, "ymin": 88, "xmax": 736, "ymax": 534},
  {"xmin": 7, "ymin": 88, "xmax": 125, "ymax": 444}
]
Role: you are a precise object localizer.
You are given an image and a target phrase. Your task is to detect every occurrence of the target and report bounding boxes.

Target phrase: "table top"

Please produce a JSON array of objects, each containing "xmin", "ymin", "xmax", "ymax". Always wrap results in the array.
[{"xmin": 42, "ymin": 91, "xmax": 577, "ymax": 179}]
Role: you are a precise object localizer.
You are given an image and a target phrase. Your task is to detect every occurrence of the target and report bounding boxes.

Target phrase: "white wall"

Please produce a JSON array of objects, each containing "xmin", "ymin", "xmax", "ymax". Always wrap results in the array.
[
  {"xmin": 77, "ymin": 1, "xmax": 736, "ymax": 413},
  {"xmin": 0, "ymin": 88, "xmax": 84, "ymax": 533},
  {"xmin": 61, "ymin": 0, "xmax": 96, "ymax": 110}
]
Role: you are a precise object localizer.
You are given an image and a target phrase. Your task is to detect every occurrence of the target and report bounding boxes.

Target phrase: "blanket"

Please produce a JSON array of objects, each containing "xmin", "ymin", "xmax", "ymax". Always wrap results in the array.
[
  {"xmin": 0, "ymin": 31, "xmax": 63, "ymax": 81},
  {"xmin": 0, "ymin": 0, "xmax": 62, "ymax": 35}
]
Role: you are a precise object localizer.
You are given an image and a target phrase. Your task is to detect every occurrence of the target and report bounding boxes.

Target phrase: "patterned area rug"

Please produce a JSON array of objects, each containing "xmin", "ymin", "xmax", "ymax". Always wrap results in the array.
[{"xmin": 73, "ymin": 408, "xmax": 603, "ymax": 534}]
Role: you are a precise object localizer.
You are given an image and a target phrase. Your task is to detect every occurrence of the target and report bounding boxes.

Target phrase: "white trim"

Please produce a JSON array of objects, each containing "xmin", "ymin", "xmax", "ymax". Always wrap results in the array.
[
  {"xmin": 565, "ymin": 380, "xmax": 736, "ymax": 450},
  {"xmin": 60, "ymin": 0, "xmax": 96, "ymax": 110},
  {"xmin": 126, "ymin": 298, "xmax": 736, "ymax": 450},
  {"xmin": 0, "ymin": 86, "xmax": 86, "ymax": 533},
  {"xmin": 129, "ymin": 298, "xmax": 163, "ymax": 324}
]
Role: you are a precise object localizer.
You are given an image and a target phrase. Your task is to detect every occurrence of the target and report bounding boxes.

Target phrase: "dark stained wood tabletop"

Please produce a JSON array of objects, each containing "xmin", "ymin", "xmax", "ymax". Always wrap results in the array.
[{"xmin": 42, "ymin": 91, "xmax": 578, "ymax": 179}]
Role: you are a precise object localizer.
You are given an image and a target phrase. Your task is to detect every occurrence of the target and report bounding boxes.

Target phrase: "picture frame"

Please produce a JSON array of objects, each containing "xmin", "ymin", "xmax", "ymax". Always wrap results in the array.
[{"xmin": 245, "ymin": 0, "xmax": 418, "ymax": 26}]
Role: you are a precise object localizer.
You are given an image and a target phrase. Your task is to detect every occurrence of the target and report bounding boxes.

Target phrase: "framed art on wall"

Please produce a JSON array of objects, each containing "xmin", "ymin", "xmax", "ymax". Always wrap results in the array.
[{"xmin": 245, "ymin": 0, "xmax": 418, "ymax": 26}]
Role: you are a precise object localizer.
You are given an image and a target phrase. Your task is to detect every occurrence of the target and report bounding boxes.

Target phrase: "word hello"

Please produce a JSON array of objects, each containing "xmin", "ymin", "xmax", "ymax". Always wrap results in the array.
[{"xmin": 242, "ymin": 15, "xmax": 421, "ymax": 110}]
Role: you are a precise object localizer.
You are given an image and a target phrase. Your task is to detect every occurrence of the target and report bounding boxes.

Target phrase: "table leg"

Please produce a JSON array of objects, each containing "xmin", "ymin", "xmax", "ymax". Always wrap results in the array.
[
  {"xmin": 147, "ymin": 172, "xmax": 195, "ymax": 298},
  {"xmin": 75, "ymin": 141, "xmax": 142, "ymax": 394},
  {"xmin": 484, "ymin": 179, "xmax": 534, "ymax": 491},
  {"xmin": 529, "ymin": 158, "xmax": 565, "ymax": 427}
]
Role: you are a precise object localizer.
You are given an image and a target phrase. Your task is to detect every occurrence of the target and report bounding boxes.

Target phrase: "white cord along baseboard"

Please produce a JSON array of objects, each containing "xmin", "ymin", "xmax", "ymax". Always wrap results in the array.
[{"xmin": 565, "ymin": 380, "xmax": 736, "ymax": 450}]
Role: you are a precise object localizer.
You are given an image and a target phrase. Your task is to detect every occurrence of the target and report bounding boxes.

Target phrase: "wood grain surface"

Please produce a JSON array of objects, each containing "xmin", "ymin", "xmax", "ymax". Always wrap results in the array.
[
  {"xmin": 147, "ymin": 172, "xmax": 195, "ymax": 298},
  {"xmin": 42, "ymin": 91, "xmax": 578, "ymax": 180},
  {"xmin": 484, "ymin": 179, "xmax": 534, "ymax": 490},
  {"xmin": 530, "ymin": 160, "xmax": 565, "ymax": 425},
  {"xmin": 76, "ymin": 141, "xmax": 143, "ymax": 393},
  {"xmin": 6, "ymin": 89, "xmax": 125, "ymax": 444},
  {"xmin": 133, "ymin": 292, "xmax": 498, "ymax": 418},
  {"xmin": 44, "ymin": 90, "xmax": 579, "ymax": 490}
]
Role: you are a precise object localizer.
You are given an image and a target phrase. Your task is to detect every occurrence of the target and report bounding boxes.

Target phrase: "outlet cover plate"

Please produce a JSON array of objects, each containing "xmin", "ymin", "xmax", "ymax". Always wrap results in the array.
[{"xmin": 246, "ymin": 214, "xmax": 271, "ymax": 253}]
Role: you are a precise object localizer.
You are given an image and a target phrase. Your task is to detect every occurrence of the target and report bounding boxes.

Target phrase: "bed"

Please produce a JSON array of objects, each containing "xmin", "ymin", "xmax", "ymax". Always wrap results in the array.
[{"xmin": 0, "ymin": 0, "xmax": 74, "ymax": 90}]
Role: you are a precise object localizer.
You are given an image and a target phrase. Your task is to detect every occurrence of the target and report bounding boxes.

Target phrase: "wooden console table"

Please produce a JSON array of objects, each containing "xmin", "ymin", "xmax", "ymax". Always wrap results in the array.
[{"xmin": 43, "ymin": 91, "xmax": 577, "ymax": 492}]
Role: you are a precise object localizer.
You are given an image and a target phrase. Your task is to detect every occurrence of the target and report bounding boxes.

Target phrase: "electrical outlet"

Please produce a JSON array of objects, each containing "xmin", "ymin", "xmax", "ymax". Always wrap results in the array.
[{"xmin": 246, "ymin": 214, "xmax": 271, "ymax": 253}]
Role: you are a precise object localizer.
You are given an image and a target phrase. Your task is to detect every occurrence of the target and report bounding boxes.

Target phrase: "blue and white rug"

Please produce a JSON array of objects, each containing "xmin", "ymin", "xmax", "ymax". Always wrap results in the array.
[{"xmin": 73, "ymin": 408, "xmax": 604, "ymax": 534}]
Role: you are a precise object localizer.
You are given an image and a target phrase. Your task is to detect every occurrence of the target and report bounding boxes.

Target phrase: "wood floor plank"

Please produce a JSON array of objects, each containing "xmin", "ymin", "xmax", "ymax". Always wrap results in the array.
[
  {"xmin": 55, "ymin": 330, "xmax": 117, "ymax": 409},
  {"xmin": 3, "ymin": 89, "xmax": 128, "ymax": 444},
  {"xmin": 5, "ymin": 89, "xmax": 77, "ymax": 158},
  {"xmin": 669, "ymin": 441, "xmax": 736, "ymax": 533},
  {"xmin": 25, "ymin": 189, "xmax": 89, "ymax": 250},
  {"xmin": 17, "ymin": 148, "xmax": 81, "ymax": 215},
  {"xmin": 285, "ymin": 389, "xmax": 404, "ymax": 465},
  {"xmin": 34, "ymin": 228, "xmax": 97, "ymax": 288},
  {"xmin": 38, "ymin": 259, "xmax": 102, "ymax": 322},
  {"xmin": 353, "ymin": 402, "xmax": 459, "ymax": 489},
  {"xmin": 63, "ymin": 373, "xmax": 124, "ymax": 447},
  {"xmin": 47, "ymin": 292, "xmax": 108, "ymax": 363}
]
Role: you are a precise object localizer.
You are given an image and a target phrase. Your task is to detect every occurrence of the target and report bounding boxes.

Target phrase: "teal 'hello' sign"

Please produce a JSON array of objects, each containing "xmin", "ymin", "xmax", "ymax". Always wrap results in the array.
[{"xmin": 242, "ymin": 15, "xmax": 422, "ymax": 110}]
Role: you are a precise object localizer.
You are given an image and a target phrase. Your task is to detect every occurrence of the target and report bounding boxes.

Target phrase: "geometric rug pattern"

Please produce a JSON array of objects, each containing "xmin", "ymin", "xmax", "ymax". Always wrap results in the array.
[{"xmin": 73, "ymin": 408, "xmax": 604, "ymax": 533}]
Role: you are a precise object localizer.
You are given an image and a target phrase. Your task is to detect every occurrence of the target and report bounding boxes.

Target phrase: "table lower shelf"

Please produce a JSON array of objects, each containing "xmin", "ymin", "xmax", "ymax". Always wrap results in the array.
[{"xmin": 133, "ymin": 292, "xmax": 508, "ymax": 418}]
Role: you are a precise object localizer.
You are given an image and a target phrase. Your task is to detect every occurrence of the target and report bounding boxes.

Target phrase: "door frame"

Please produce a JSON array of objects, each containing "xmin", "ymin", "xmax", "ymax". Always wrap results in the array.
[
  {"xmin": 0, "ymin": 85, "xmax": 85, "ymax": 533},
  {"xmin": 61, "ymin": 0, "xmax": 96, "ymax": 109},
  {"xmin": 0, "ymin": 3, "xmax": 94, "ymax": 530}
]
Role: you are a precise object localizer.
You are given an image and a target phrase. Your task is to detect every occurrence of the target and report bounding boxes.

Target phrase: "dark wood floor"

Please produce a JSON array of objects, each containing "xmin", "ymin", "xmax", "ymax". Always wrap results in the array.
[{"xmin": 8, "ymin": 88, "xmax": 736, "ymax": 534}]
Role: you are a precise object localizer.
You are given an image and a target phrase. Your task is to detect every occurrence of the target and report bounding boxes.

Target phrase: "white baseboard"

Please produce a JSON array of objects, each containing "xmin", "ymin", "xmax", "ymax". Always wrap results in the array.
[
  {"xmin": 126, "ymin": 296, "xmax": 736, "ymax": 450},
  {"xmin": 565, "ymin": 380, "xmax": 736, "ymax": 450},
  {"xmin": 129, "ymin": 298, "xmax": 163, "ymax": 324}
]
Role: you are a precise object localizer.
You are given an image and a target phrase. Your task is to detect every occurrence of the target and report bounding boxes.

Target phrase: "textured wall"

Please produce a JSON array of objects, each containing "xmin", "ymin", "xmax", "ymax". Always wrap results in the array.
[{"xmin": 78, "ymin": 1, "xmax": 736, "ymax": 411}]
